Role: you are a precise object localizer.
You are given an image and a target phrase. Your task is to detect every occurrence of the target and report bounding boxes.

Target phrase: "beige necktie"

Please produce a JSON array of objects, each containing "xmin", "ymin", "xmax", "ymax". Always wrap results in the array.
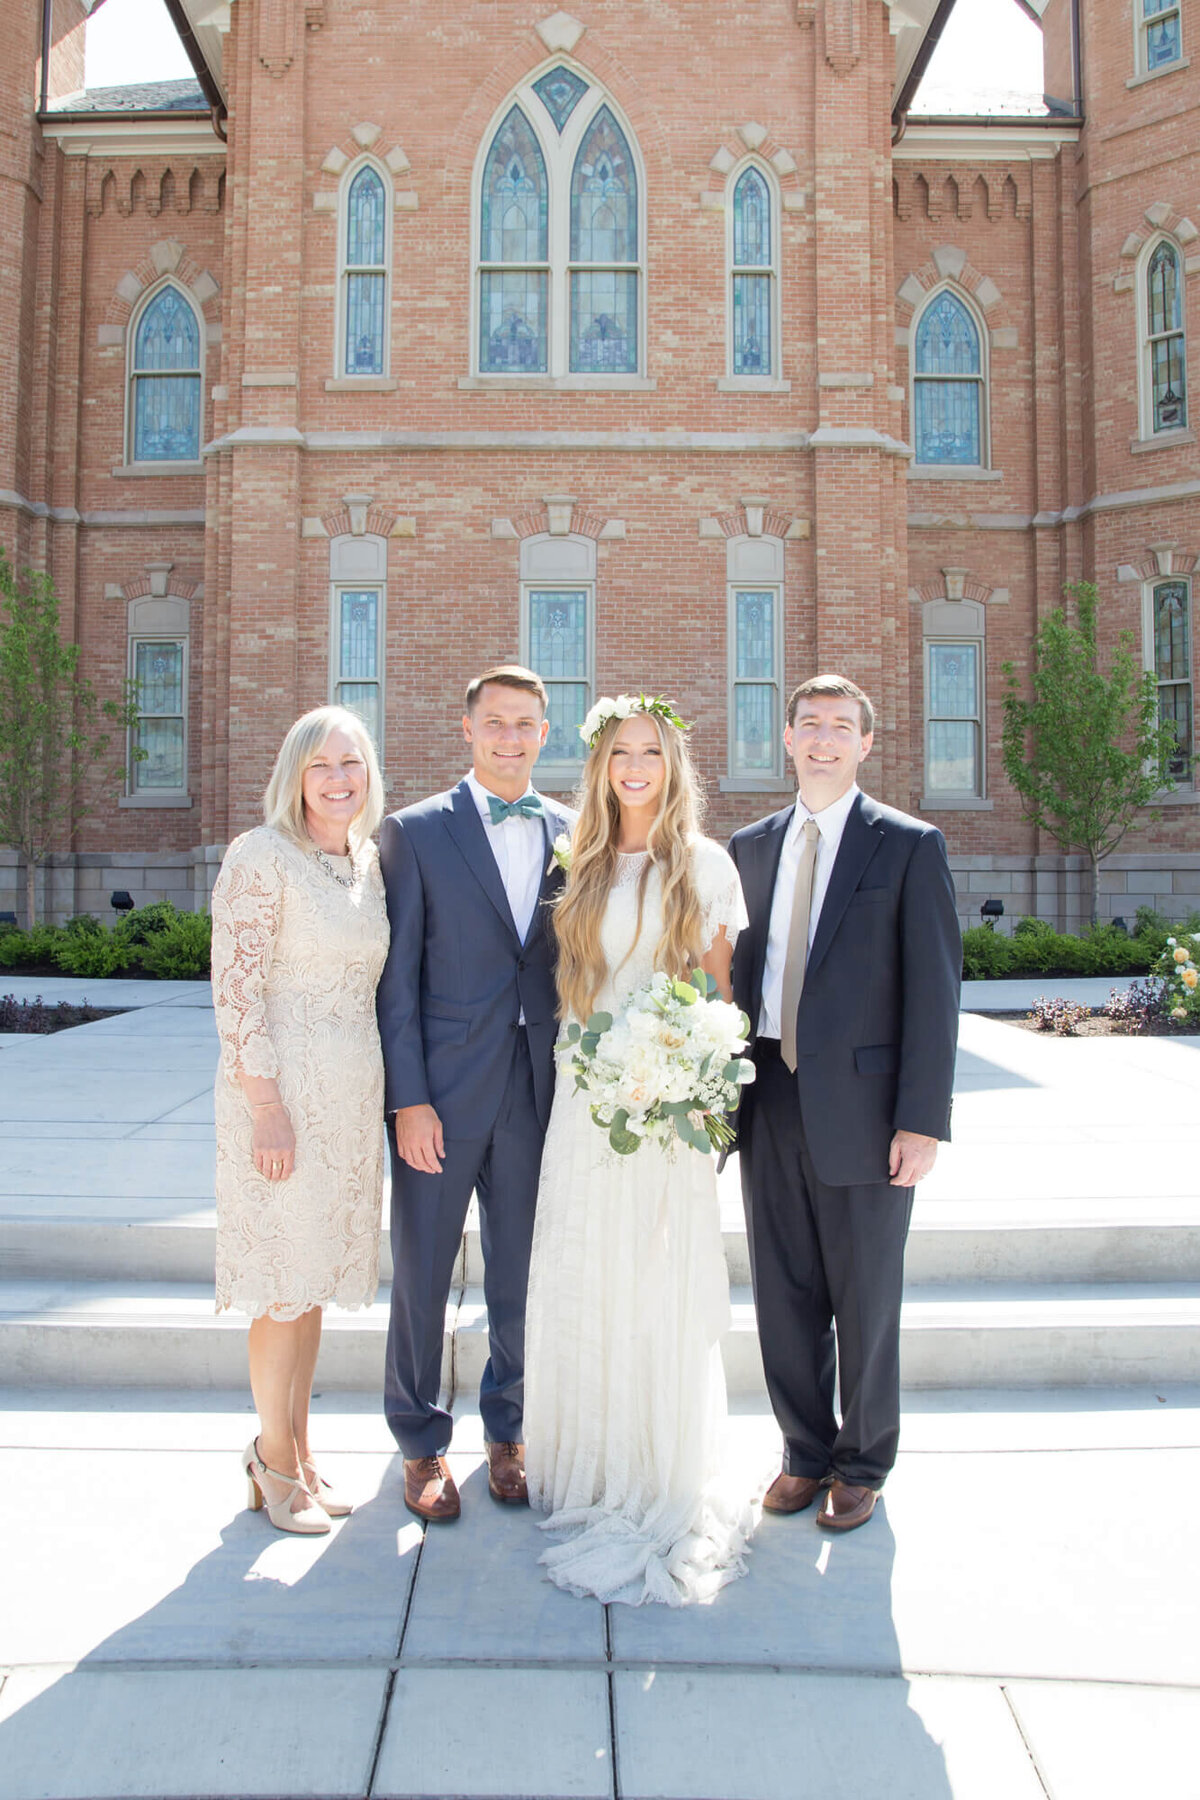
[{"xmin": 780, "ymin": 818, "xmax": 820, "ymax": 1073}]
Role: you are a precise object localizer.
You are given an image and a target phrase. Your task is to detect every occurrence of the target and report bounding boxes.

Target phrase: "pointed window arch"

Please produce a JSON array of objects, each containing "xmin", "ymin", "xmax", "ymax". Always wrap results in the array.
[
  {"xmin": 1143, "ymin": 238, "xmax": 1189, "ymax": 434},
  {"xmin": 728, "ymin": 163, "xmax": 778, "ymax": 378},
  {"xmin": 339, "ymin": 161, "xmax": 390, "ymax": 377},
  {"xmin": 1145, "ymin": 578, "xmax": 1193, "ymax": 784},
  {"xmin": 473, "ymin": 75, "xmax": 644, "ymax": 379},
  {"xmin": 127, "ymin": 282, "xmax": 203, "ymax": 464},
  {"xmin": 912, "ymin": 289, "xmax": 987, "ymax": 467}
]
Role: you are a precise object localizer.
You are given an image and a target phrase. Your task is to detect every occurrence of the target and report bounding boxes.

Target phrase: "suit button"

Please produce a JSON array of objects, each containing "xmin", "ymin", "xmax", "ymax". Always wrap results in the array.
[{"xmin": 517, "ymin": 959, "xmax": 526, "ymax": 971}]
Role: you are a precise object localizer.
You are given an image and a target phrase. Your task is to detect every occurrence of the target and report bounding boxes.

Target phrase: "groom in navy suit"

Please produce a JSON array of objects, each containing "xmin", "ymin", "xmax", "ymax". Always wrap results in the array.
[
  {"xmin": 730, "ymin": 675, "xmax": 960, "ymax": 1532},
  {"xmin": 376, "ymin": 666, "xmax": 573, "ymax": 1522}
]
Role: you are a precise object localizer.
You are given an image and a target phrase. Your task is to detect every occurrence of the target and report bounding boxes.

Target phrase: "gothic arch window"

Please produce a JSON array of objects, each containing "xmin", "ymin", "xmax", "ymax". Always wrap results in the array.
[
  {"xmin": 127, "ymin": 282, "xmax": 203, "ymax": 464},
  {"xmin": 474, "ymin": 72, "xmax": 644, "ymax": 378},
  {"xmin": 1141, "ymin": 238, "xmax": 1189, "ymax": 436},
  {"xmin": 338, "ymin": 161, "xmax": 390, "ymax": 377},
  {"xmin": 911, "ymin": 288, "xmax": 988, "ymax": 468},
  {"xmin": 728, "ymin": 163, "xmax": 778, "ymax": 378},
  {"xmin": 1145, "ymin": 578, "xmax": 1193, "ymax": 785}
]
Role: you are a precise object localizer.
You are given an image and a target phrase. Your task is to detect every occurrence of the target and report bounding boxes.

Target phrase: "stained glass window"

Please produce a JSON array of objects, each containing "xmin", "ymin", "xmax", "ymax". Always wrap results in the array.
[
  {"xmin": 528, "ymin": 588, "xmax": 588, "ymax": 762},
  {"xmin": 533, "ymin": 66, "xmax": 588, "ymax": 133},
  {"xmin": 340, "ymin": 165, "xmax": 387, "ymax": 376},
  {"xmin": 1142, "ymin": 0, "xmax": 1182, "ymax": 70},
  {"xmin": 569, "ymin": 272, "xmax": 637, "ymax": 374},
  {"xmin": 733, "ymin": 168, "xmax": 771, "ymax": 269},
  {"xmin": 729, "ymin": 167, "xmax": 776, "ymax": 377},
  {"xmin": 335, "ymin": 588, "xmax": 382, "ymax": 747},
  {"xmin": 1147, "ymin": 242, "xmax": 1188, "ymax": 432},
  {"xmin": 479, "ymin": 108, "xmax": 549, "ymax": 373},
  {"xmin": 568, "ymin": 106, "xmax": 638, "ymax": 375},
  {"xmin": 926, "ymin": 642, "xmax": 981, "ymax": 794},
  {"xmin": 1153, "ymin": 581, "xmax": 1193, "ymax": 781},
  {"xmin": 914, "ymin": 292, "xmax": 984, "ymax": 465},
  {"xmin": 130, "ymin": 286, "xmax": 201, "ymax": 462},
  {"xmin": 132, "ymin": 640, "xmax": 186, "ymax": 791},
  {"xmin": 730, "ymin": 589, "xmax": 780, "ymax": 775}
]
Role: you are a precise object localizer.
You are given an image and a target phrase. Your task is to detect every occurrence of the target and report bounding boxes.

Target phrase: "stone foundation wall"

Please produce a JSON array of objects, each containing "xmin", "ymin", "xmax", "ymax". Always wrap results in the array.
[
  {"xmin": 0, "ymin": 846, "xmax": 223, "ymax": 927},
  {"xmin": 951, "ymin": 854, "xmax": 1200, "ymax": 936}
]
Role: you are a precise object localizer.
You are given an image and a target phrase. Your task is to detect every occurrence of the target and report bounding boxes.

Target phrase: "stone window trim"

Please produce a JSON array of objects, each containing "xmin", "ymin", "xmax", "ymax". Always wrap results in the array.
[
  {"xmin": 123, "ymin": 590, "xmax": 192, "ymax": 807},
  {"xmin": 100, "ymin": 240, "xmax": 221, "ymax": 346},
  {"xmin": 724, "ymin": 157, "xmax": 782, "ymax": 385},
  {"xmin": 1134, "ymin": 233, "xmax": 1191, "ymax": 441},
  {"xmin": 907, "ymin": 283, "xmax": 992, "ymax": 473},
  {"xmin": 334, "ymin": 155, "xmax": 394, "ymax": 380},
  {"xmin": 1140, "ymin": 568, "xmax": 1195, "ymax": 794},
  {"xmin": 518, "ymin": 531, "xmax": 596, "ymax": 787},
  {"xmin": 124, "ymin": 279, "xmax": 205, "ymax": 469},
  {"xmin": 1132, "ymin": 0, "xmax": 1184, "ymax": 82},
  {"xmin": 920, "ymin": 595, "xmax": 988, "ymax": 809},
  {"xmin": 725, "ymin": 533, "xmax": 786, "ymax": 788},
  {"xmin": 699, "ymin": 123, "xmax": 806, "ymax": 220},
  {"xmin": 470, "ymin": 67, "xmax": 647, "ymax": 380},
  {"xmin": 328, "ymin": 532, "xmax": 388, "ymax": 753}
]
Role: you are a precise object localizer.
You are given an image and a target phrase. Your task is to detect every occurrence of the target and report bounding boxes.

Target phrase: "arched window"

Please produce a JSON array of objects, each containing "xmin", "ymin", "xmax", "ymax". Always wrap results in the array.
[
  {"xmin": 1145, "ymin": 240, "xmax": 1188, "ymax": 434},
  {"xmin": 729, "ymin": 165, "xmax": 776, "ymax": 377},
  {"xmin": 1147, "ymin": 578, "xmax": 1193, "ymax": 784},
  {"xmin": 479, "ymin": 106, "xmax": 549, "ymax": 373},
  {"xmin": 912, "ymin": 290, "xmax": 986, "ymax": 467},
  {"xmin": 340, "ymin": 162, "xmax": 389, "ymax": 377},
  {"xmin": 128, "ymin": 284, "xmax": 202, "ymax": 464},
  {"xmin": 474, "ymin": 72, "xmax": 643, "ymax": 379}
]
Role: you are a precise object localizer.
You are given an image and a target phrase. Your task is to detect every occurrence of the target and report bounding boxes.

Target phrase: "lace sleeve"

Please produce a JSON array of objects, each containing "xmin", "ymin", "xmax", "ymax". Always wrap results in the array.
[
  {"xmin": 695, "ymin": 838, "xmax": 749, "ymax": 956},
  {"xmin": 210, "ymin": 830, "xmax": 285, "ymax": 1081}
]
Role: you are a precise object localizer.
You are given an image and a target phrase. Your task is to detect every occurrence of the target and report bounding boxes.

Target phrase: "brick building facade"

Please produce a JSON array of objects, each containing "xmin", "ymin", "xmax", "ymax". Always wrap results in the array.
[{"xmin": 1, "ymin": 0, "xmax": 1197, "ymax": 927}]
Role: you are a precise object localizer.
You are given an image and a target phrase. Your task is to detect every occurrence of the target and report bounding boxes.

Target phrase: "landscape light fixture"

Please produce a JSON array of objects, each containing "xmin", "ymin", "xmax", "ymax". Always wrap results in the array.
[
  {"xmin": 980, "ymin": 898, "xmax": 1005, "ymax": 927},
  {"xmin": 0, "ymin": 910, "xmax": 16, "ymax": 927},
  {"xmin": 110, "ymin": 890, "xmax": 135, "ymax": 914}
]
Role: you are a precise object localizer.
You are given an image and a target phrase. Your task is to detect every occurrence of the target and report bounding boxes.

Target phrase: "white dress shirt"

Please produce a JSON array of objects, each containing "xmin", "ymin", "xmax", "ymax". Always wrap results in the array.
[
  {"xmin": 464, "ymin": 770, "xmax": 545, "ymax": 944},
  {"xmin": 758, "ymin": 783, "xmax": 861, "ymax": 1038}
]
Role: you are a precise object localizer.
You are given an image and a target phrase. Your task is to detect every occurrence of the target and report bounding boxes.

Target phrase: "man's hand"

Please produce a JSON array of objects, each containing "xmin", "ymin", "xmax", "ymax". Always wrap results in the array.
[
  {"xmin": 394, "ymin": 1103, "xmax": 445, "ymax": 1174},
  {"xmin": 888, "ymin": 1129, "xmax": 938, "ymax": 1188}
]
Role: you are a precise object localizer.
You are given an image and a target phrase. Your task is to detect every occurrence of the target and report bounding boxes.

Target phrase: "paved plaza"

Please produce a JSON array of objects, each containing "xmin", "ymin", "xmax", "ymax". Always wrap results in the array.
[{"xmin": 0, "ymin": 977, "xmax": 1198, "ymax": 1799}]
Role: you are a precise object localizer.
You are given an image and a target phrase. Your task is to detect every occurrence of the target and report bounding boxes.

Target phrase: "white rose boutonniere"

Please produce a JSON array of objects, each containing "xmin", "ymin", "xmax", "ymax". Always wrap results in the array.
[{"xmin": 550, "ymin": 832, "xmax": 573, "ymax": 876}]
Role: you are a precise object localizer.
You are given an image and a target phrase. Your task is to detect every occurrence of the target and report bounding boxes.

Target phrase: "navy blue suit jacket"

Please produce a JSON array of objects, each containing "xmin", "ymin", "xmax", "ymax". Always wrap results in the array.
[
  {"xmin": 376, "ymin": 780, "xmax": 574, "ymax": 1137},
  {"xmin": 729, "ymin": 790, "xmax": 961, "ymax": 1187}
]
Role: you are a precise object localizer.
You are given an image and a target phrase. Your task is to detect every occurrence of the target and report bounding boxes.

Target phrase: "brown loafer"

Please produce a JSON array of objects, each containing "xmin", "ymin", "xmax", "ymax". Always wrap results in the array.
[
  {"xmin": 403, "ymin": 1455, "xmax": 460, "ymax": 1523},
  {"xmin": 486, "ymin": 1440, "xmax": 528, "ymax": 1505},
  {"xmin": 817, "ymin": 1480, "xmax": 878, "ymax": 1532},
  {"xmin": 762, "ymin": 1471, "xmax": 828, "ymax": 1515}
]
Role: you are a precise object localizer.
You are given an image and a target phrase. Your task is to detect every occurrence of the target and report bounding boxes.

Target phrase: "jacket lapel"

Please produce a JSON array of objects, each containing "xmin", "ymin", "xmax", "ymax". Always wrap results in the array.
[
  {"xmin": 750, "ymin": 807, "xmax": 792, "ymax": 1010},
  {"xmin": 443, "ymin": 781, "xmax": 520, "ymax": 942},
  {"xmin": 804, "ymin": 791, "xmax": 885, "ymax": 984},
  {"xmin": 525, "ymin": 799, "xmax": 571, "ymax": 949}
]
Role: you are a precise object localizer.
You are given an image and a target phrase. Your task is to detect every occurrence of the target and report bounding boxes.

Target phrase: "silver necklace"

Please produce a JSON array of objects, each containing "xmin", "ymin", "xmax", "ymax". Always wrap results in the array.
[{"xmin": 312, "ymin": 845, "xmax": 356, "ymax": 889}]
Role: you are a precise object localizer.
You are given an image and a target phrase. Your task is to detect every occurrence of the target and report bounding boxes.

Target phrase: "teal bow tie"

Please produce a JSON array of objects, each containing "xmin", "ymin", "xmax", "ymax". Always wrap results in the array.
[{"xmin": 487, "ymin": 792, "xmax": 545, "ymax": 825}]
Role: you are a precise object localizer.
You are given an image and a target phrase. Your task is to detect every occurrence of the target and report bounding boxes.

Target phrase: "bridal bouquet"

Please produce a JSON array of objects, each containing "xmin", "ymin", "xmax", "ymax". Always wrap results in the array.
[{"xmin": 562, "ymin": 969, "xmax": 755, "ymax": 1157}]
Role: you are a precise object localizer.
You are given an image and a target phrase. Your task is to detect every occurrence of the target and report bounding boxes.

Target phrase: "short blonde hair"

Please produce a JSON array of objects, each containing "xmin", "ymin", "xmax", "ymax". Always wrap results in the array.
[{"xmin": 263, "ymin": 706, "xmax": 384, "ymax": 853}]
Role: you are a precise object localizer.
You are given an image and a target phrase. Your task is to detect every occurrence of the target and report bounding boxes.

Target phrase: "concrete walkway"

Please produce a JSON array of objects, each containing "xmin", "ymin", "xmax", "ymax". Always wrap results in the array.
[{"xmin": 0, "ymin": 979, "xmax": 1197, "ymax": 1800}]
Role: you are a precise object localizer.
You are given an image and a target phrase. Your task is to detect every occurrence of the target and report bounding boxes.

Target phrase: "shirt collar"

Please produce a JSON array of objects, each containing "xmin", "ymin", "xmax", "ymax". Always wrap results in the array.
[
  {"xmin": 465, "ymin": 769, "xmax": 536, "ymax": 822},
  {"xmin": 790, "ymin": 782, "xmax": 860, "ymax": 844}
]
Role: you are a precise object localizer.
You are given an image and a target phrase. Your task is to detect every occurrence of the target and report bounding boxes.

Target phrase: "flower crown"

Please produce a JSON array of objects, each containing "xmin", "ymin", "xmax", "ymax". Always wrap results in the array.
[{"xmin": 579, "ymin": 694, "xmax": 689, "ymax": 751}]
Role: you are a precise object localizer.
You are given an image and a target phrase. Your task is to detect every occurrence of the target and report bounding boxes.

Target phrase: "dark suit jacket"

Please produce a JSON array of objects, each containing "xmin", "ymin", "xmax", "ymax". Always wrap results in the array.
[
  {"xmin": 376, "ymin": 781, "xmax": 574, "ymax": 1136},
  {"xmin": 729, "ymin": 790, "xmax": 961, "ymax": 1188}
]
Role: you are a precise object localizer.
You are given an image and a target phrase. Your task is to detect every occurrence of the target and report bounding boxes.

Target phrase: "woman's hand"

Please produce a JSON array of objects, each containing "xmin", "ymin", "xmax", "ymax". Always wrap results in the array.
[{"xmin": 247, "ymin": 1094, "xmax": 296, "ymax": 1181}]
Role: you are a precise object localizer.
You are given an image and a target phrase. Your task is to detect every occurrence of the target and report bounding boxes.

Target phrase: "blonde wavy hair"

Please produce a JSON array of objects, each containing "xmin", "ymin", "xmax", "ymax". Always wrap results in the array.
[
  {"xmin": 553, "ymin": 710, "xmax": 706, "ymax": 1024},
  {"xmin": 263, "ymin": 706, "xmax": 384, "ymax": 855}
]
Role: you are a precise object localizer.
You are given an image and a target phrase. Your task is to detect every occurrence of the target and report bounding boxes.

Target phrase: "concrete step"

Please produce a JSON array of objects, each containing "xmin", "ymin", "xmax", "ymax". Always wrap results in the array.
[
  {"xmin": 3, "ymin": 1277, "xmax": 1199, "ymax": 1393},
  {"xmin": 5, "ymin": 1198, "xmax": 1199, "ymax": 1288}
]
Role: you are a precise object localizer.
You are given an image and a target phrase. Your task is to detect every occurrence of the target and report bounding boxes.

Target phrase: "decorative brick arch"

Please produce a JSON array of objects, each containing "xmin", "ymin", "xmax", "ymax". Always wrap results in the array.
[
  {"xmin": 699, "ymin": 126, "xmax": 806, "ymax": 214},
  {"xmin": 1113, "ymin": 203, "xmax": 1199, "ymax": 292},
  {"xmin": 1117, "ymin": 544, "xmax": 1199, "ymax": 583},
  {"xmin": 895, "ymin": 246, "xmax": 1016, "ymax": 346},
  {"xmin": 314, "ymin": 126, "xmax": 417, "ymax": 215},
  {"xmin": 98, "ymin": 242, "xmax": 221, "ymax": 345},
  {"xmin": 445, "ymin": 22, "xmax": 672, "ymax": 201},
  {"xmin": 698, "ymin": 500, "xmax": 809, "ymax": 539},
  {"xmin": 910, "ymin": 569, "xmax": 998, "ymax": 606},
  {"xmin": 319, "ymin": 500, "xmax": 401, "ymax": 540}
]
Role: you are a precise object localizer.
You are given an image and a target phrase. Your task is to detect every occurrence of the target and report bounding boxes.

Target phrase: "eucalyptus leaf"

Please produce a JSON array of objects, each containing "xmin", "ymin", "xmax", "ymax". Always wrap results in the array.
[
  {"xmin": 566, "ymin": 1022, "xmax": 581, "ymax": 1043},
  {"xmin": 672, "ymin": 979, "xmax": 698, "ymax": 1005},
  {"xmin": 609, "ymin": 1121, "xmax": 640, "ymax": 1155},
  {"xmin": 586, "ymin": 1012, "xmax": 613, "ymax": 1034}
]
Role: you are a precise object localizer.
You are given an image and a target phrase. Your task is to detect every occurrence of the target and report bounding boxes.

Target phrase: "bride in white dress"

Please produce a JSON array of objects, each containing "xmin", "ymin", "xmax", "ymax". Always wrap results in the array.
[{"xmin": 524, "ymin": 696, "xmax": 754, "ymax": 1606}]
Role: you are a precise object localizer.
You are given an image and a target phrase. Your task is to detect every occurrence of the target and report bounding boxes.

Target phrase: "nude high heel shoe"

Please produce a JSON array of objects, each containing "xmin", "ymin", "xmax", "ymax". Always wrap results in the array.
[
  {"xmin": 243, "ymin": 1439, "xmax": 332, "ymax": 1534},
  {"xmin": 301, "ymin": 1457, "xmax": 353, "ymax": 1518}
]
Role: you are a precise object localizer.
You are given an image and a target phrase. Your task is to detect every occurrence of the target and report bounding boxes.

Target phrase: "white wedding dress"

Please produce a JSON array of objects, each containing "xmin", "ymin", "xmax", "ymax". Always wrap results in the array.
[{"xmin": 524, "ymin": 836, "xmax": 754, "ymax": 1606}]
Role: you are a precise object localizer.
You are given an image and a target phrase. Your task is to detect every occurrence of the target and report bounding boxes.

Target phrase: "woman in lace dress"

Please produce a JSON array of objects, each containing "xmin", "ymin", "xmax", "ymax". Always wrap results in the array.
[
  {"xmin": 211, "ymin": 705, "xmax": 389, "ymax": 1534},
  {"xmin": 524, "ymin": 696, "xmax": 754, "ymax": 1605}
]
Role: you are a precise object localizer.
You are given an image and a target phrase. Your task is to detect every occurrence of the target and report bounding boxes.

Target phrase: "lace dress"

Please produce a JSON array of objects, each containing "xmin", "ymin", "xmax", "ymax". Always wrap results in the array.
[
  {"xmin": 524, "ymin": 836, "xmax": 753, "ymax": 1606},
  {"xmin": 211, "ymin": 826, "xmax": 390, "ymax": 1321}
]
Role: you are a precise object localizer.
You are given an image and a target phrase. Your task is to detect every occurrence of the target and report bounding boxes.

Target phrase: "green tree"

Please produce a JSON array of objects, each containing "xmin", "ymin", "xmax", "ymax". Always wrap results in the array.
[
  {"xmin": 1001, "ymin": 581, "xmax": 1180, "ymax": 926},
  {"xmin": 0, "ymin": 552, "xmax": 141, "ymax": 926}
]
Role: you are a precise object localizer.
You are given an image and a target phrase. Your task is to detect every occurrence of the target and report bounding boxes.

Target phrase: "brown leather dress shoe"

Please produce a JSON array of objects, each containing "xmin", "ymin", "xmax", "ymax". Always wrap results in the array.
[
  {"xmin": 486, "ymin": 1441, "xmax": 528, "ymax": 1505},
  {"xmin": 762, "ymin": 1471, "xmax": 828, "ymax": 1515},
  {"xmin": 403, "ymin": 1455, "xmax": 460, "ymax": 1523},
  {"xmin": 817, "ymin": 1480, "xmax": 878, "ymax": 1532}
]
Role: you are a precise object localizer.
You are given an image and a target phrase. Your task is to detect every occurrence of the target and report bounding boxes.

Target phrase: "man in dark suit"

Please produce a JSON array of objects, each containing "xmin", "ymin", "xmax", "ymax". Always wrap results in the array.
[
  {"xmin": 729, "ymin": 674, "xmax": 960, "ymax": 1532},
  {"xmin": 376, "ymin": 666, "xmax": 573, "ymax": 1523}
]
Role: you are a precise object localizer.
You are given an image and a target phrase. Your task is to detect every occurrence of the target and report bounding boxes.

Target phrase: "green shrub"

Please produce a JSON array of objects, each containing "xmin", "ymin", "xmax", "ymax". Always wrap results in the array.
[
  {"xmin": 961, "ymin": 926, "xmax": 1017, "ymax": 980},
  {"xmin": 51, "ymin": 925, "xmax": 133, "ymax": 977},
  {"xmin": 115, "ymin": 900, "xmax": 183, "ymax": 946},
  {"xmin": 136, "ymin": 909, "xmax": 211, "ymax": 979},
  {"xmin": 0, "ymin": 923, "xmax": 63, "ymax": 968}
]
